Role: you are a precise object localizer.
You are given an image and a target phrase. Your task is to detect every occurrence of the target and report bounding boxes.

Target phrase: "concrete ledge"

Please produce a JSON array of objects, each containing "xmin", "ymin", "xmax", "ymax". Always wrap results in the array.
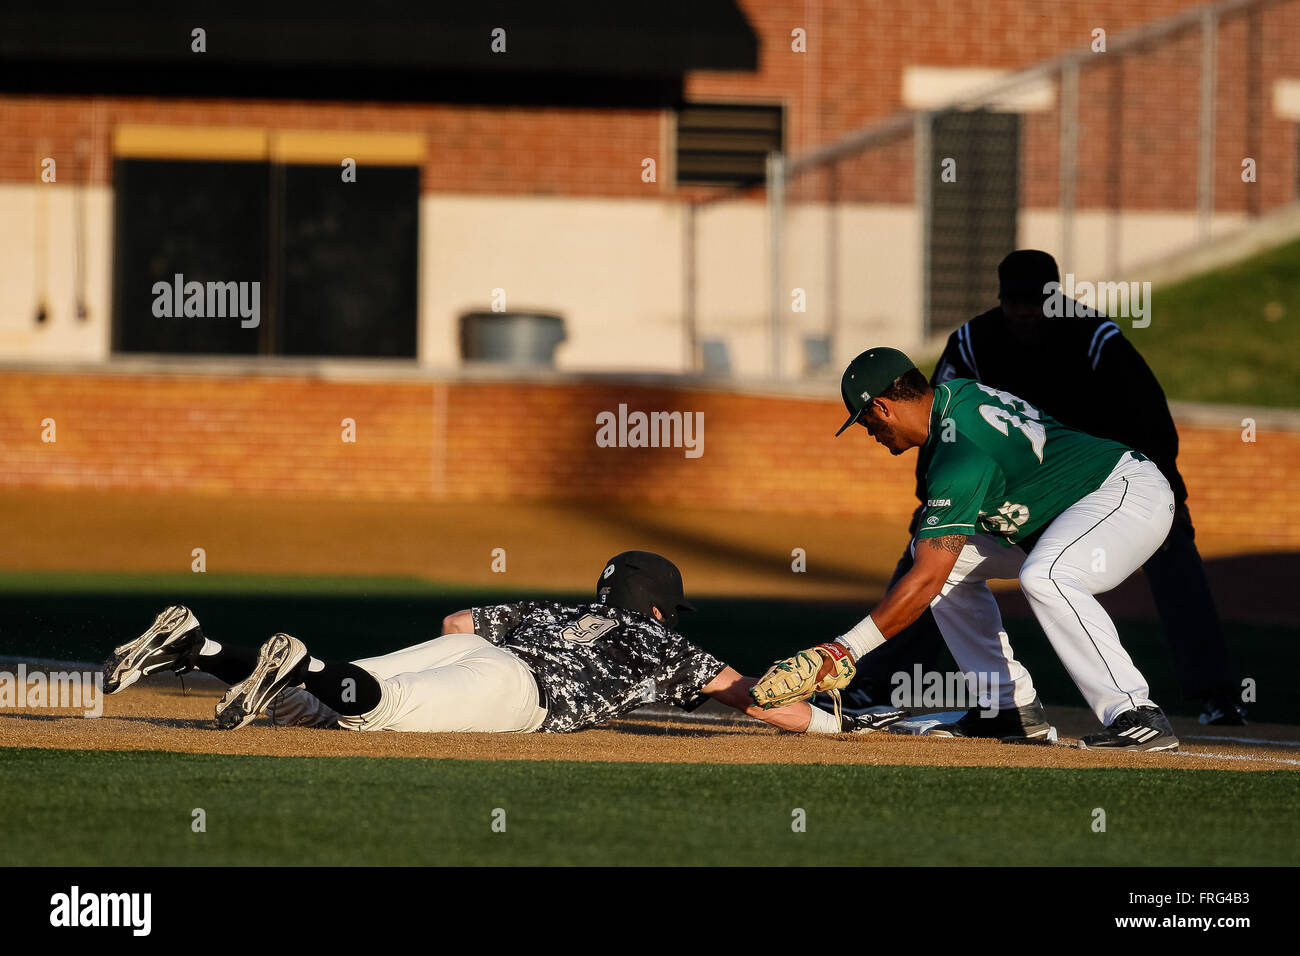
[
  {"xmin": 0, "ymin": 355, "xmax": 849, "ymax": 403},
  {"xmin": 3, "ymin": 359, "xmax": 1296, "ymax": 426},
  {"xmin": 1133, "ymin": 201, "xmax": 1300, "ymax": 287},
  {"xmin": 1168, "ymin": 401, "xmax": 1300, "ymax": 430}
]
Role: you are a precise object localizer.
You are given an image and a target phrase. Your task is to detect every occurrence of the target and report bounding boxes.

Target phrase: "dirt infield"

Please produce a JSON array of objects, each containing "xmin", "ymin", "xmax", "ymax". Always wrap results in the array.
[{"xmin": 2, "ymin": 672, "xmax": 1296, "ymax": 772}]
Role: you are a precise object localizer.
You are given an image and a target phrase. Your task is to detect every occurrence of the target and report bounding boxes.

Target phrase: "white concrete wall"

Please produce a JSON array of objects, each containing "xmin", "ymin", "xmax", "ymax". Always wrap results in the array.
[
  {"xmin": 0, "ymin": 184, "xmax": 113, "ymax": 361},
  {"xmin": 693, "ymin": 199, "xmax": 924, "ymax": 375},
  {"xmin": 0, "ymin": 181, "xmax": 1257, "ymax": 376},
  {"xmin": 420, "ymin": 195, "xmax": 688, "ymax": 372},
  {"xmin": 1020, "ymin": 209, "xmax": 1249, "ymax": 282}
]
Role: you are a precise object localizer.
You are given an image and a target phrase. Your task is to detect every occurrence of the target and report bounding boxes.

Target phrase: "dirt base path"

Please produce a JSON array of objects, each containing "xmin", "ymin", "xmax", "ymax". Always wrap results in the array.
[{"xmin": 2, "ymin": 673, "xmax": 1295, "ymax": 772}]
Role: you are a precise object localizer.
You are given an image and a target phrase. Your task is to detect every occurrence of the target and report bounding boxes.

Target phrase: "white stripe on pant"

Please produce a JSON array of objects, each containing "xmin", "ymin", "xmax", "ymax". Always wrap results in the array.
[{"xmin": 926, "ymin": 454, "xmax": 1175, "ymax": 726}]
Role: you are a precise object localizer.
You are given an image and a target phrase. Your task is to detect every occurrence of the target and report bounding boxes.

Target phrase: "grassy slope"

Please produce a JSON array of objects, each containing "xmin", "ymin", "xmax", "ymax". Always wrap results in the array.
[
  {"xmin": 1138, "ymin": 237, "xmax": 1300, "ymax": 408},
  {"xmin": 0, "ymin": 748, "xmax": 1292, "ymax": 866},
  {"xmin": 917, "ymin": 238, "xmax": 1300, "ymax": 407}
]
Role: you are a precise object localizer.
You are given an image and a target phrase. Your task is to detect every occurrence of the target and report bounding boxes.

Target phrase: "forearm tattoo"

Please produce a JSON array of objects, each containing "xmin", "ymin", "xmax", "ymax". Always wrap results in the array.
[{"xmin": 923, "ymin": 534, "xmax": 967, "ymax": 555}]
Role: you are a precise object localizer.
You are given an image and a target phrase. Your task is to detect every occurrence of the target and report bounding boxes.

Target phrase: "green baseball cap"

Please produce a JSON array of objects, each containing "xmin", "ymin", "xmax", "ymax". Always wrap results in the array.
[{"xmin": 835, "ymin": 347, "xmax": 919, "ymax": 436}]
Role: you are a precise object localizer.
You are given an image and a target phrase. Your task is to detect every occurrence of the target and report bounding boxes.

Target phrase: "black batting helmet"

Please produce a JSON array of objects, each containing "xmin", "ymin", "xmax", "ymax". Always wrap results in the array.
[{"xmin": 596, "ymin": 551, "xmax": 695, "ymax": 630}]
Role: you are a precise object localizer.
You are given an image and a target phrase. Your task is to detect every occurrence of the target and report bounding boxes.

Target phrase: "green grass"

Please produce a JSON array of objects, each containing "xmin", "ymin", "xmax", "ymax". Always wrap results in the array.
[
  {"xmin": 0, "ymin": 748, "xmax": 1292, "ymax": 866},
  {"xmin": 1115, "ymin": 237, "xmax": 1300, "ymax": 407},
  {"xmin": 917, "ymin": 237, "xmax": 1300, "ymax": 407}
]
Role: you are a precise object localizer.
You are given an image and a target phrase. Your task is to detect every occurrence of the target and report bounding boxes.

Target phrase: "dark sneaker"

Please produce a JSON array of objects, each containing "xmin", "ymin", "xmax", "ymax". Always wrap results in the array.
[
  {"xmin": 1199, "ymin": 696, "xmax": 1246, "ymax": 726},
  {"xmin": 841, "ymin": 708, "xmax": 910, "ymax": 734},
  {"xmin": 214, "ymin": 633, "xmax": 308, "ymax": 730},
  {"xmin": 103, "ymin": 605, "xmax": 203, "ymax": 694},
  {"xmin": 1079, "ymin": 705, "xmax": 1179, "ymax": 752},
  {"xmin": 927, "ymin": 696, "xmax": 1053, "ymax": 741},
  {"xmin": 816, "ymin": 685, "xmax": 876, "ymax": 717}
]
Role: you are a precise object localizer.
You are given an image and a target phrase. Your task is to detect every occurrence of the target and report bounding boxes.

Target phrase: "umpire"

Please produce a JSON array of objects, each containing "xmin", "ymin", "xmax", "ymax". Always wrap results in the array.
[{"xmin": 844, "ymin": 249, "xmax": 1245, "ymax": 725}]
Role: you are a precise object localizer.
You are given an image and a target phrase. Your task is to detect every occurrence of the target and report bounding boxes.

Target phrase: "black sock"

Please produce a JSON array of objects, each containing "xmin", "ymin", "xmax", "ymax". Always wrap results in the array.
[
  {"xmin": 190, "ymin": 641, "xmax": 259, "ymax": 686},
  {"xmin": 302, "ymin": 661, "xmax": 382, "ymax": 716}
]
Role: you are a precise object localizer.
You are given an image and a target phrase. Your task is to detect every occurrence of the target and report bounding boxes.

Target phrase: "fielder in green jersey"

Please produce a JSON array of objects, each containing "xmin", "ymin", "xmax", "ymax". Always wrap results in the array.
[
  {"xmin": 915, "ymin": 378, "xmax": 1133, "ymax": 547},
  {"xmin": 756, "ymin": 347, "xmax": 1180, "ymax": 751}
]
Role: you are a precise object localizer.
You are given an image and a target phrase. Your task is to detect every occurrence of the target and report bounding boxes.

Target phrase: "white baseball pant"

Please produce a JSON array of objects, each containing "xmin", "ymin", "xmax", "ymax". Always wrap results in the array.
[
  {"xmin": 926, "ymin": 453, "xmax": 1175, "ymax": 726},
  {"xmin": 268, "ymin": 633, "xmax": 547, "ymax": 733}
]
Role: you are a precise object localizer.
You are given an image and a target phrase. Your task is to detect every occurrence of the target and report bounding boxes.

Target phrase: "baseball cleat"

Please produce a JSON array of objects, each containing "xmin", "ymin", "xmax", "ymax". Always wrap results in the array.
[
  {"xmin": 842, "ymin": 708, "xmax": 910, "ymax": 734},
  {"xmin": 815, "ymin": 686, "xmax": 876, "ymax": 717},
  {"xmin": 1199, "ymin": 696, "xmax": 1246, "ymax": 726},
  {"xmin": 214, "ymin": 633, "xmax": 308, "ymax": 730},
  {"xmin": 927, "ymin": 696, "xmax": 1054, "ymax": 741},
  {"xmin": 103, "ymin": 605, "xmax": 204, "ymax": 694},
  {"xmin": 1079, "ymin": 705, "xmax": 1179, "ymax": 752}
]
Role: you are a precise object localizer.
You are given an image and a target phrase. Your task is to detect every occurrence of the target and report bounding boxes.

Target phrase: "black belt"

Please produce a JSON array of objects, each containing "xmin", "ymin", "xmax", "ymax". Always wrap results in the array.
[{"xmin": 530, "ymin": 671, "xmax": 550, "ymax": 712}]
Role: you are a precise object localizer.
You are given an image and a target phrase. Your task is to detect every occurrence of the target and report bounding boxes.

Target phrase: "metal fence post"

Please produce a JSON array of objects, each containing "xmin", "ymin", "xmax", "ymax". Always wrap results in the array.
[
  {"xmin": 767, "ymin": 150, "xmax": 785, "ymax": 380},
  {"xmin": 1059, "ymin": 59, "xmax": 1079, "ymax": 269},
  {"xmin": 913, "ymin": 111, "xmax": 932, "ymax": 341},
  {"xmin": 1199, "ymin": 5, "xmax": 1218, "ymax": 241},
  {"xmin": 683, "ymin": 201, "xmax": 697, "ymax": 373},
  {"xmin": 827, "ymin": 164, "xmax": 840, "ymax": 362}
]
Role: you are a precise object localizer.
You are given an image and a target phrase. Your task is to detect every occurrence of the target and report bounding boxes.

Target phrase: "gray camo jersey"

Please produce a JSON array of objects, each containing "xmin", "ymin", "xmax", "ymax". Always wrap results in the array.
[{"xmin": 470, "ymin": 601, "xmax": 726, "ymax": 733}]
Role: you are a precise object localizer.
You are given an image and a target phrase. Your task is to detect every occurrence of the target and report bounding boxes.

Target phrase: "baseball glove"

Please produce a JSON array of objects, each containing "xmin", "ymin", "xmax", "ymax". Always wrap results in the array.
[{"xmin": 751, "ymin": 642, "xmax": 856, "ymax": 709}]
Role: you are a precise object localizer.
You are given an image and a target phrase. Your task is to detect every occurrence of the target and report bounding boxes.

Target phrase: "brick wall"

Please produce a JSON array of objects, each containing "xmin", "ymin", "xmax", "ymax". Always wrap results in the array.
[
  {"xmin": 3, "ymin": 0, "xmax": 1296, "ymax": 211},
  {"xmin": 2, "ymin": 370, "xmax": 1294, "ymax": 551}
]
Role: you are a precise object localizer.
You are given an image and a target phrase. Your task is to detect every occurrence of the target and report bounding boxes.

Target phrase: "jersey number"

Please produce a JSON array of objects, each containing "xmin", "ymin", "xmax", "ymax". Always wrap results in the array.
[
  {"xmin": 560, "ymin": 614, "xmax": 619, "ymax": 645},
  {"xmin": 981, "ymin": 500, "xmax": 1031, "ymax": 536},
  {"xmin": 975, "ymin": 385, "xmax": 1046, "ymax": 463}
]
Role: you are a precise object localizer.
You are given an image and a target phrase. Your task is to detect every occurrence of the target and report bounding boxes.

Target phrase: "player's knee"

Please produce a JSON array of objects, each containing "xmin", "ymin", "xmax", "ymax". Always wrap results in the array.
[
  {"xmin": 1021, "ymin": 561, "xmax": 1088, "ymax": 603},
  {"xmin": 1017, "ymin": 562, "xmax": 1055, "ymax": 602}
]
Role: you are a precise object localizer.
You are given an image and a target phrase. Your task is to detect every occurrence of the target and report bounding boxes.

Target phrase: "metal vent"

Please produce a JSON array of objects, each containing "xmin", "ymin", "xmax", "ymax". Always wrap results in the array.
[{"xmin": 676, "ymin": 103, "xmax": 783, "ymax": 187}]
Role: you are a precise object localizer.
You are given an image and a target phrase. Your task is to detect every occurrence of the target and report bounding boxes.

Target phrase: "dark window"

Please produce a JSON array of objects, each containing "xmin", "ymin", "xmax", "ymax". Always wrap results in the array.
[
  {"xmin": 926, "ymin": 109, "xmax": 1021, "ymax": 337},
  {"xmin": 114, "ymin": 158, "xmax": 418, "ymax": 358},
  {"xmin": 113, "ymin": 160, "xmax": 266, "ymax": 355},
  {"xmin": 675, "ymin": 103, "xmax": 783, "ymax": 187},
  {"xmin": 278, "ymin": 164, "xmax": 419, "ymax": 357}
]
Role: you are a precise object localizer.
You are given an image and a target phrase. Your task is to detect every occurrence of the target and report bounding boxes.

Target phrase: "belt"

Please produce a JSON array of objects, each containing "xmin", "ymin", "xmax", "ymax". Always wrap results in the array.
[{"xmin": 530, "ymin": 670, "xmax": 550, "ymax": 713}]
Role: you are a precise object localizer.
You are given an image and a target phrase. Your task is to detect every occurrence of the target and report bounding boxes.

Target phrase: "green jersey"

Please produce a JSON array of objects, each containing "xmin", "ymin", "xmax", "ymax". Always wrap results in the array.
[{"xmin": 915, "ymin": 378, "xmax": 1132, "ymax": 546}]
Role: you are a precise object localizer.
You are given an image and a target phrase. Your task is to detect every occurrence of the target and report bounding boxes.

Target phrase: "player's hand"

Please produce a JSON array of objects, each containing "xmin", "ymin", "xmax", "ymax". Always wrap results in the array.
[{"xmin": 750, "ymin": 643, "xmax": 856, "ymax": 709}]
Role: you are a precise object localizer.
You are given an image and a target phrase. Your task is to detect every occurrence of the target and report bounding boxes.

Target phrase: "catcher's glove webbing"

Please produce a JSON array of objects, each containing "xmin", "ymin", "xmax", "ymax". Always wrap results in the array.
[{"xmin": 751, "ymin": 642, "xmax": 856, "ymax": 709}]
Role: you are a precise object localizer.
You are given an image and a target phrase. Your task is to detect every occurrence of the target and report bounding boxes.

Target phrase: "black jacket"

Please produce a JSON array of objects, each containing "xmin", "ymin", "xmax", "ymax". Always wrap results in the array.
[{"xmin": 920, "ymin": 305, "xmax": 1188, "ymax": 507}]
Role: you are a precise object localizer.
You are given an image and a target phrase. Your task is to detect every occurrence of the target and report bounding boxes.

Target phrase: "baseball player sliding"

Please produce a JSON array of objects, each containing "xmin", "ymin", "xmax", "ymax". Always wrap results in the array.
[
  {"xmin": 103, "ymin": 551, "xmax": 905, "ymax": 736},
  {"xmin": 753, "ymin": 347, "xmax": 1180, "ymax": 751}
]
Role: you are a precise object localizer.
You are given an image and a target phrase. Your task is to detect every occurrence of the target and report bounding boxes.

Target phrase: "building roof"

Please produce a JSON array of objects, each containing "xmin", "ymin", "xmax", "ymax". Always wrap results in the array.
[{"xmin": 0, "ymin": 0, "xmax": 759, "ymax": 105}]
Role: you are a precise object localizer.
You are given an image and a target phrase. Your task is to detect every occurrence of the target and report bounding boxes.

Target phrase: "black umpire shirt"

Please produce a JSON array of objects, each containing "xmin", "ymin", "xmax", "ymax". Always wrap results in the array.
[{"xmin": 922, "ymin": 304, "xmax": 1189, "ymax": 507}]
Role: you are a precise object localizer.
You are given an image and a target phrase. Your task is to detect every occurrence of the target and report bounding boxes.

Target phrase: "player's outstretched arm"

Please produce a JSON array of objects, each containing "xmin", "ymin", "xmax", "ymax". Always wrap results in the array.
[
  {"xmin": 865, "ymin": 534, "xmax": 966, "ymax": 638},
  {"xmin": 837, "ymin": 533, "xmax": 966, "ymax": 659},
  {"xmin": 707, "ymin": 666, "xmax": 908, "ymax": 734},
  {"xmin": 703, "ymin": 665, "xmax": 815, "ymax": 731},
  {"xmin": 749, "ymin": 535, "xmax": 966, "ymax": 710}
]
